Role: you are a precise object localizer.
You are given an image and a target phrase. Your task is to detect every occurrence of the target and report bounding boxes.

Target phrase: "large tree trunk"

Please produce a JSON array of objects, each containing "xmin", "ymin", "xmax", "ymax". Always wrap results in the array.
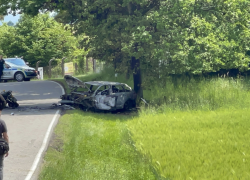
[{"xmin": 131, "ymin": 56, "xmax": 143, "ymax": 100}]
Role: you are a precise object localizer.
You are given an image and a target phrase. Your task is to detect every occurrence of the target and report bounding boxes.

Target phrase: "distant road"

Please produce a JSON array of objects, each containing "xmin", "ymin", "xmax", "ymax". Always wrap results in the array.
[{"xmin": 0, "ymin": 81, "xmax": 64, "ymax": 180}]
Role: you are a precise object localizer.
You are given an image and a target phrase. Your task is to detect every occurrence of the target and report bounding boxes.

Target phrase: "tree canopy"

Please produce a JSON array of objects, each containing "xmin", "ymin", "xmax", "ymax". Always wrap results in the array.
[
  {"xmin": 15, "ymin": 14, "xmax": 77, "ymax": 66},
  {"xmin": 0, "ymin": 14, "xmax": 86, "ymax": 67},
  {"xmin": 1, "ymin": 0, "xmax": 250, "ymax": 97}
]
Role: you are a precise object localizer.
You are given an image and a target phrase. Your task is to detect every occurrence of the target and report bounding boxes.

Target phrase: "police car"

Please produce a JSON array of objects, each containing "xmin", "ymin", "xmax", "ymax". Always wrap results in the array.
[{"xmin": 2, "ymin": 58, "xmax": 37, "ymax": 82}]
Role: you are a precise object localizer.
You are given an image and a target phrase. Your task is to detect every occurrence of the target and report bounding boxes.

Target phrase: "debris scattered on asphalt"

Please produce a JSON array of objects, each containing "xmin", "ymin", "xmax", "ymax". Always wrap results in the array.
[
  {"xmin": 141, "ymin": 98, "xmax": 148, "ymax": 104},
  {"xmin": 51, "ymin": 103, "xmax": 75, "ymax": 110},
  {"xmin": 61, "ymin": 105, "xmax": 75, "ymax": 110},
  {"xmin": 141, "ymin": 98, "xmax": 149, "ymax": 107}
]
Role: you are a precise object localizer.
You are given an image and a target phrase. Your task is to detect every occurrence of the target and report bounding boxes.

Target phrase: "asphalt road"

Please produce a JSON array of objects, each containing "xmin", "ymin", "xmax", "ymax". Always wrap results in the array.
[{"xmin": 0, "ymin": 81, "xmax": 64, "ymax": 180}]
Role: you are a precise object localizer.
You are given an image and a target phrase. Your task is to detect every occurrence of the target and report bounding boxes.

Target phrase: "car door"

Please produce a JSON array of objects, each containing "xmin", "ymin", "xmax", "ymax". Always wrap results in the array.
[
  {"xmin": 94, "ymin": 85, "xmax": 116, "ymax": 110},
  {"xmin": 110, "ymin": 85, "xmax": 128, "ymax": 109},
  {"xmin": 2, "ymin": 64, "xmax": 12, "ymax": 79}
]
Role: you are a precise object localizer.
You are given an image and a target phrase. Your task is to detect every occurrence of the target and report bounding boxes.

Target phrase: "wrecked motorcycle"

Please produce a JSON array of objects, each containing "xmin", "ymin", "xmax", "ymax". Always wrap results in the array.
[{"xmin": 1, "ymin": 90, "xmax": 19, "ymax": 108}]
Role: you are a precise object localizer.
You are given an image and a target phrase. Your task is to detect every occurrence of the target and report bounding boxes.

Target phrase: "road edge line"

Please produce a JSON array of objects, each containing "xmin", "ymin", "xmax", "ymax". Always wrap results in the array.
[
  {"xmin": 25, "ymin": 110, "xmax": 61, "ymax": 180},
  {"xmin": 48, "ymin": 81, "xmax": 65, "ymax": 95}
]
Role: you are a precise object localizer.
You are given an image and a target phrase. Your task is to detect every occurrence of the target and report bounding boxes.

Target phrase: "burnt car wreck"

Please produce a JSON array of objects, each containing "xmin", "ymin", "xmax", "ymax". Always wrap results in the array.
[{"xmin": 60, "ymin": 75, "xmax": 136, "ymax": 111}]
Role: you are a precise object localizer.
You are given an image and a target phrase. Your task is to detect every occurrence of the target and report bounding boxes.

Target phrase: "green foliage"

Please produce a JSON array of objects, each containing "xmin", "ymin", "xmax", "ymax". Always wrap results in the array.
[
  {"xmin": 0, "ymin": 23, "xmax": 17, "ymax": 56},
  {"xmin": 0, "ymin": 14, "xmax": 89, "ymax": 68},
  {"xmin": 14, "ymin": 14, "xmax": 76, "ymax": 66},
  {"xmin": 51, "ymin": 65, "xmax": 63, "ymax": 79},
  {"xmin": 39, "ymin": 111, "xmax": 156, "ymax": 180}
]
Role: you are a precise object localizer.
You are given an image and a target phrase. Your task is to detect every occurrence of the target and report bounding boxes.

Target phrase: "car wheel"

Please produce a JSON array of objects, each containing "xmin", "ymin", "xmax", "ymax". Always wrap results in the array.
[
  {"xmin": 15, "ymin": 72, "xmax": 24, "ymax": 82},
  {"xmin": 124, "ymin": 100, "xmax": 132, "ymax": 111},
  {"xmin": 24, "ymin": 78, "xmax": 30, "ymax": 81}
]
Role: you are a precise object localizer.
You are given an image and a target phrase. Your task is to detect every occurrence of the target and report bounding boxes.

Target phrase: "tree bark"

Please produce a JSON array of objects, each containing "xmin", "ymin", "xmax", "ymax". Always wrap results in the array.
[
  {"xmin": 86, "ymin": 57, "xmax": 89, "ymax": 72},
  {"xmin": 93, "ymin": 59, "xmax": 96, "ymax": 72},
  {"xmin": 127, "ymin": 3, "xmax": 143, "ymax": 100},
  {"xmin": 75, "ymin": 62, "xmax": 78, "ymax": 72},
  {"xmin": 131, "ymin": 56, "xmax": 143, "ymax": 99}
]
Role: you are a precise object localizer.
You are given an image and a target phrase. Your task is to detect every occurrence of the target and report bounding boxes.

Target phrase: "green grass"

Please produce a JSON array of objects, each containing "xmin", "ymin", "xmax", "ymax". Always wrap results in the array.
[
  {"xmin": 44, "ymin": 69, "xmax": 250, "ymax": 179},
  {"xmin": 127, "ymin": 108, "xmax": 250, "ymax": 179},
  {"xmin": 39, "ymin": 111, "xmax": 156, "ymax": 180},
  {"xmin": 125, "ymin": 77, "xmax": 250, "ymax": 179},
  {"xmin": 145, "ymin": 77, "xmax": 250, "ymax": 110}
]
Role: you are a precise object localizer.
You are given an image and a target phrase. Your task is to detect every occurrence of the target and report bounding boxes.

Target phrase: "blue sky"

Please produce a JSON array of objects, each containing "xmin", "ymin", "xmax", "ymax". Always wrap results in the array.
[{"xmin": 0, "ymin": 14, "xmax": 20, "ymax": 25}]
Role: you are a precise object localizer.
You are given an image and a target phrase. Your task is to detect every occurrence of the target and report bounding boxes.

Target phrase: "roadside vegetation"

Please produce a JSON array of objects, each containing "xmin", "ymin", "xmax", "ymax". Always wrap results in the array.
[
  {"xmin": 39, "ymin": 69, "xmax": 250, "ymax": 179},
  {"xmin": 39, "ymin": 111, "xmax": 156, "ymax": 180}
]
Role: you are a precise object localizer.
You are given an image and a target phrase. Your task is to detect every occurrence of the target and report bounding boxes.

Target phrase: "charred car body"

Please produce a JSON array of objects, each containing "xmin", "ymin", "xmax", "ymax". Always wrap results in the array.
[{"xmin": 60, "ymin": 75, "xmax": 136, "ymax": 111}]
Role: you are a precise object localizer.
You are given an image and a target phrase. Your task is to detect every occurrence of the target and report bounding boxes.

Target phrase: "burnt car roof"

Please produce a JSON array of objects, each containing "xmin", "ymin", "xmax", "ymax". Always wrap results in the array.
[
  {"xmin": 85, "ymin": 81, "xmax": 123, "ymax": 86},
  {"xmin": 64, "ymin": 75, "xmax": 125, "ymax": 90}
]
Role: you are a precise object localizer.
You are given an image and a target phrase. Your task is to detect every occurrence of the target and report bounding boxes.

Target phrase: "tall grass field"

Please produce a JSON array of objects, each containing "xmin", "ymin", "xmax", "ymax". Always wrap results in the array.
[
  {"xmin": 40, "ymin": 69, "xmax": 250, "ymax": 179},
  {"xmin": 128, "ymin": 108, "xmax": 250, "ymax": 179}
]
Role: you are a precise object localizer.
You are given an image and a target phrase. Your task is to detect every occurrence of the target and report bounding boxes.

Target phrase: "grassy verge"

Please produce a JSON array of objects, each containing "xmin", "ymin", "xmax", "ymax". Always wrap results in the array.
[{"xmin": 39, "ymin": 111, "xmax": 156, "ymax": 180}]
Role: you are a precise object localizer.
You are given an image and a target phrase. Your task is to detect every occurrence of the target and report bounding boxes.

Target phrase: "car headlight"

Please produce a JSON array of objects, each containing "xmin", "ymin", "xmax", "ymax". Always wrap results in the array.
[{"xmin": 25, "ymin": 69, "xmax": 34, "ymax": 72}]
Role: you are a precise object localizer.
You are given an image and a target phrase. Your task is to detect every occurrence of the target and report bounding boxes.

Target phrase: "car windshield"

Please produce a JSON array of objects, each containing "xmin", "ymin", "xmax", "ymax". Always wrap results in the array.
[
  {"xmin": 5, "ymin": 58, "xmax": 27, "ymax": 66},
  {"xmin": 86, "ymin": 84, "xmax": 100, "ymax": 92}
]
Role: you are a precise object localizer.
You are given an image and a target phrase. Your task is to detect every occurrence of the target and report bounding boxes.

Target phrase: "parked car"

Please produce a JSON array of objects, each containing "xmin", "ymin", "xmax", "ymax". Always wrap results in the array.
[
  {"xmin": 60, "ymin": 75, "xmax": 137, "ymax": 111},
  {"xmin": 2, "ymin": 58, "xmax": 37, "ymax": 82}
]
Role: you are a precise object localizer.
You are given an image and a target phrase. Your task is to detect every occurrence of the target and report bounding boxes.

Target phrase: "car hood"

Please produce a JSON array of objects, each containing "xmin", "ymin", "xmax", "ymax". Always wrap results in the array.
[
  {"xmin": 18, "ymin": 65, "xmax": 35, "ymax": 70},
  {"xmin": 6, "ymin": 62, "xmax": 35, "ymax": 70},
  {"xmin": 64, "ymin": 75, "xmax": 90, "ymax": 91}
]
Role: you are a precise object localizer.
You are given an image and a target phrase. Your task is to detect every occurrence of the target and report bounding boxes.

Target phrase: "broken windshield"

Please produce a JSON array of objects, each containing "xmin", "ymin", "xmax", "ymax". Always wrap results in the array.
[{"xmin": 85, "ymin": 84, "xmax": 100, "ymax": 93}]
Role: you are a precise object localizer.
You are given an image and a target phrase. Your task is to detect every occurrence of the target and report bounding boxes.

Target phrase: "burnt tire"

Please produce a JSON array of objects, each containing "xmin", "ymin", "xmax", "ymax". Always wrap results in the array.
[
  {"xmin": 8, "ymin": 102, "xmax": 19, "ymax": 108},
  {"xmin": 124, "ymin": 100, "xmax": 133, "ymax": 111},
  {"xmin": 15, "ymin": 72, "xmax": 25, "ymax": 82}
]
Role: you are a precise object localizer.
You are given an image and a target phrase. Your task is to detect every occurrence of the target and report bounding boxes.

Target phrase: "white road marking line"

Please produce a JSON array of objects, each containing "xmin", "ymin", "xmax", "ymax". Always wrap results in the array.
[
  {"xmin": 25, "ymin": 110, "xmax": 60, "ymax": 180},
  {"xmin": 48, "ymin": 81, "xmax": 65, "ymax": 95}
]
